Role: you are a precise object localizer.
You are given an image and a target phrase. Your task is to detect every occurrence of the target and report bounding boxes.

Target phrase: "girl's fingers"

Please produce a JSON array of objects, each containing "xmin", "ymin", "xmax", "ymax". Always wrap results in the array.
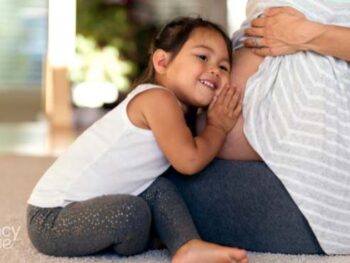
[
  {"xmin": 229, "ymin": 91, "xmax": 241, "ymax": 118},
  {"xmin": 210, "ymin": 85, "xmax": 242, "ymax": 119},
  {"xmin": 227, "ymin": 88, "xmax": 239, "ymax": 112},
  {"xmin": 215, "ymin": 84, "xmax": 224, "ymax": 97},
  {"xmin": 225, "ymin": 87, "xmax": 242, "ymax": 121},
  {"xmin": 233, "ymin": 101, "xmax": 242, "ymax": 117},
  {"xmin": 208, "ymin": 93, "xmax": 218, "ymax": 110},
  {"xmin": 216, "ymin": 85, "xmax": 230, "ymax": 105},
  {"xmin": 209, "ymin": 85, "xmax": 228, "ymax": 110},
  {"xmin": 223, "ymin": 86, "xmax": 236, "ymax": 108}
]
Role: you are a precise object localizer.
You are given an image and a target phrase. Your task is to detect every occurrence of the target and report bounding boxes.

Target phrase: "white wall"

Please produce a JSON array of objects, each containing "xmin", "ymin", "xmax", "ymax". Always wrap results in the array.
[{"xmin": 227, "ymin": 0, "xmax": 248, "ymax": 35}]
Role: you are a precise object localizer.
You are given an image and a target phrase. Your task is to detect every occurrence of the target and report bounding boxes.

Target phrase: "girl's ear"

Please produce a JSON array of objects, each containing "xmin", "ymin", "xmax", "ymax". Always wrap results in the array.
[{"xmin": 152, "ymin": 49, "xmax": 171, "ymax": 74}]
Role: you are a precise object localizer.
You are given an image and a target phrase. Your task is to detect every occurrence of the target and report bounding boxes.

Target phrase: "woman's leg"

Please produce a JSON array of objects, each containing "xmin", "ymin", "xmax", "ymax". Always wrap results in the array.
[
  {"xmin": 139, "ymin": 177, "xmax": 248, "ymax": 263},
  {"xmin": 165, "ymin": 160, "xmax": 324, "ymax": 255},
  {"xmin": 27, "ymin": 195, "xmax": 151, "ymax": 257}
]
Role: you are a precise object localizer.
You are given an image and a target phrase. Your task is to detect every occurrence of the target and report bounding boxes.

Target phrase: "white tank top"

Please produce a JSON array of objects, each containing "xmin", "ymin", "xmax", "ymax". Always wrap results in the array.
[{"xmin": 28, "ymin": 84, "xmax": 170, "ymax": 207}]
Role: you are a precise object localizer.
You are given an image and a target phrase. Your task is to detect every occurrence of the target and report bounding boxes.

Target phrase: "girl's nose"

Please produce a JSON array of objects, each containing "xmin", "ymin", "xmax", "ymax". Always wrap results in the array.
[{"xmin": 209, "ymin": 67, "xmax": 219, "ymax": 76}]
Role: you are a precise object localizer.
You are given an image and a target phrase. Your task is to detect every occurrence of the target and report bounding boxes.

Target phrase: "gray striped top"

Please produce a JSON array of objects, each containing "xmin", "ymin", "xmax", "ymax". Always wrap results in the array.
[{"xmin": 233, "ymin": 0, "xmax": 350, "ymax": 255}]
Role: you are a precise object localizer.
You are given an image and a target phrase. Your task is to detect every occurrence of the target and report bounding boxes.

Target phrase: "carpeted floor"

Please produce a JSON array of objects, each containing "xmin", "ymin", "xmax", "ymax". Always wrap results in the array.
[{"xmin": 1, "ymin": 154, "xmax": 350, "ymax": 263}]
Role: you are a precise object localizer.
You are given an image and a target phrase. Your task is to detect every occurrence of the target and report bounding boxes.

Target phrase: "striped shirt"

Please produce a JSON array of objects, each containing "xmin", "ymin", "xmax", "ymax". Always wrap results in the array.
[{"xmin": 233, "ymin": 0, "xmax": 350, "ymax": 255}]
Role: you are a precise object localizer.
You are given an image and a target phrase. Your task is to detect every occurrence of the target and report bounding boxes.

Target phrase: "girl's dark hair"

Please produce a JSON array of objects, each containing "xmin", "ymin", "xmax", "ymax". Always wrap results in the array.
[{"xmin": 133, "ymin": 17, "xmax": 232, "ymax": 87}]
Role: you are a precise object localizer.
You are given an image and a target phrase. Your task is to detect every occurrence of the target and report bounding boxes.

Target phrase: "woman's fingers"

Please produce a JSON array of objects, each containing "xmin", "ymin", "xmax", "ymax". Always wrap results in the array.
[
  {"xmin": 244, "ymin": 37, "xmax": 267, "ymax": 48},
  {"xmin": 251, "ymin": 47, "xmax": 272, "ymax": 56},
  {"xmin": 251, "ymin": 17, "xmax": 267, "ymax": 27},
  {"xmin": 245, "ymin": 27, "xmax": 264, "ymax": 38},
  {"xmin": 244, "ymin": 6, "xmax": 307, "ymax": 57},
  {"xmin": 264, "ymin": 6, "xmax": 304, "ymax": 17}
]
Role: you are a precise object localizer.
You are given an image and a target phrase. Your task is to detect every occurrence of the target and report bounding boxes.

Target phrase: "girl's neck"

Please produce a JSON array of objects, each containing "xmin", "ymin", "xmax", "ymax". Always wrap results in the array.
[
  {"xmin": 152, "ymin": 80, "xmax": 188, "ymax": 113},
  {"xmin": 179, "ymin": 101, "xmax": 189, "ymax": 113}
]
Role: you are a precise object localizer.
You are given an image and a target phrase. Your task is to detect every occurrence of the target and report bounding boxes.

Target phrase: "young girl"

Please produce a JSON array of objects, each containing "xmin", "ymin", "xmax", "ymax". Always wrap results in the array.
[{"xmin": 27, "ymin": 17, "xmax": 248, "ymax": 263}]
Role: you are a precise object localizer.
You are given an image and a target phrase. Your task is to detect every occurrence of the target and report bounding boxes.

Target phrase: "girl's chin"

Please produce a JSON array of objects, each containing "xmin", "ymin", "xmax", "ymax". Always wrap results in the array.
[
  {"xmin": 190, "ymin": 89, "xmax": 215, "ymax": 107},
  {"xmin": 196, "ymin": 97, "xmax": 214, "ymax": 107}
]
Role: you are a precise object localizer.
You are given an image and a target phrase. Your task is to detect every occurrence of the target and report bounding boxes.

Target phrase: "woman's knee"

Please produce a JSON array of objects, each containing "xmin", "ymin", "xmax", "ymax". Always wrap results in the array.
[
  {"xmin": 150, "ymin": 177, "xmax": 175, "ymax": 190},
  {"xmin": 141, "ymin": 177, "xmax": 178, "ymax": 200}
]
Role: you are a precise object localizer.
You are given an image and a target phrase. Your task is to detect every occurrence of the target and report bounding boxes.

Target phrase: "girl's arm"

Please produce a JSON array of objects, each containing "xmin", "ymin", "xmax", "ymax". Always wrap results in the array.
[
  {"xmin": 141, "ymin": 86, "xmax": 241, "ymax": 175},
  {"xmin": 244, "ymin": 7, "xmax": 350, "ymax": 61}
]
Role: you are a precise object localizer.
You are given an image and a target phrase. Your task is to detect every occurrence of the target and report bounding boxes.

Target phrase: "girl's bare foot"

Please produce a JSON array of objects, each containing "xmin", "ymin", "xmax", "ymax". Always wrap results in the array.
[{"xmin": 172, "ymin": 239, "xmax": 248, "ymax": 263}]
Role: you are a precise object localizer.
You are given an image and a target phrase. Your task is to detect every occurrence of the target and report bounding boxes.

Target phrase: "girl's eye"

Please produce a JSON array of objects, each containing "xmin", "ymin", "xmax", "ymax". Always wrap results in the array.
[
  {"xmin": 197, "ymin": 55, "xmax": 208, "ymax": 61},
  {"xmin": 220, "ymin": 65, "xmax": 229, "ymax": 72}
]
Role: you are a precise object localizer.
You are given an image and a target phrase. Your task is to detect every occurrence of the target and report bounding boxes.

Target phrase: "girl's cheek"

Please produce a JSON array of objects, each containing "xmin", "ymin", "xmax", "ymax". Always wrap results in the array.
[{"xmin": 222, "ymin": 75, "xmax": 230, "ymax": 88}]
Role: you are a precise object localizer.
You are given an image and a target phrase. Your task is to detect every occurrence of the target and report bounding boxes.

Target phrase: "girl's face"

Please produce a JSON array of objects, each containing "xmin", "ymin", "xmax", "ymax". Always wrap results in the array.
[{"xmin": 160, "ymin": 27, "xmax": 231, "ymax": 107}]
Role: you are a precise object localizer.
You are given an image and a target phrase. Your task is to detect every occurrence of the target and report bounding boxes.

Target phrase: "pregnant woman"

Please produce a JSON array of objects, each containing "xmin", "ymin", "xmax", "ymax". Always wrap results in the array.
[{"xmin": 166, "ymin": 0, "xmax": 350, "ymax": 255}]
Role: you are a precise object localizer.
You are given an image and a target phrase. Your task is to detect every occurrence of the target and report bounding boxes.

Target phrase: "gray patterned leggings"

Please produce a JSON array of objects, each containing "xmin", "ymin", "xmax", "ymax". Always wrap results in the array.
[{"xmin": 27, "ymin": 177, "xmax": 199, "ymax": 257}]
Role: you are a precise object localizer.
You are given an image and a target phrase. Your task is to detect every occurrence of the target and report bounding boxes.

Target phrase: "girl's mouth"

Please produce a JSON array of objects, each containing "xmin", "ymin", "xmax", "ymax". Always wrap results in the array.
[{"xmin": 199, "ymin": 79, "xmax": 216, "ymax": 90}]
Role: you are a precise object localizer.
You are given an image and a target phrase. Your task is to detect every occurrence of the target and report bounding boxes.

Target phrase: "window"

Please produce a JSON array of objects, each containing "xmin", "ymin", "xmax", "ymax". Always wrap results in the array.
[{"xmin": 0, "ymin": 0, "xmax": 48, "ymax": 90}]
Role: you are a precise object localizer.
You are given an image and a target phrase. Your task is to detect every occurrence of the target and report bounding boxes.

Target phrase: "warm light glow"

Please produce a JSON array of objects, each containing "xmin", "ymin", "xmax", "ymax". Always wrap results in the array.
[{"xmin": 72, "ymin": 82, "xmax": 119, "ymax": 108}]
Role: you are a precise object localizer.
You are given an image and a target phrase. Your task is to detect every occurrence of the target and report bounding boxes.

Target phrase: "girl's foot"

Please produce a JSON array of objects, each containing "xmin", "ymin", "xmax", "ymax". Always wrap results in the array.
[{"xmin": 172, "ymin": 239, "xmax": 248, "ymax": 263}]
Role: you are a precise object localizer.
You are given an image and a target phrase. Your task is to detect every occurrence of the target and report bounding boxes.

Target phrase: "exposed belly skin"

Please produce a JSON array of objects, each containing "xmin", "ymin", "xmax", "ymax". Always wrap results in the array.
[{"xmin": 218, "ymin": 48, "xmax": 264, "ymax": 160}]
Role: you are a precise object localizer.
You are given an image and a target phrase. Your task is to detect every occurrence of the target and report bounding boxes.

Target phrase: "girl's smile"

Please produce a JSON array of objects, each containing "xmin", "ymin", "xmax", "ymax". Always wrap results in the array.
[{"xmin": 199, "ymin": 77, "xmax": 218, "ymax": 90}]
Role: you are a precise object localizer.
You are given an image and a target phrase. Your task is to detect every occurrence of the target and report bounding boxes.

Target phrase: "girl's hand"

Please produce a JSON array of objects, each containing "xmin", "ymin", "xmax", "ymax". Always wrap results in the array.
[
  {"xmin": 207, "ymin": 85, "xmax": 241, "ymax": 134},
  {"xmin": 244, "ymin": 7, "xmax": 314, "ymax": 56}
]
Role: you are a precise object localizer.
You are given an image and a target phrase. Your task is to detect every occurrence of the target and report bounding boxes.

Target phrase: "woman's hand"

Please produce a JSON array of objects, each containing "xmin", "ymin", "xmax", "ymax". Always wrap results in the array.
[
  {"xmin": 244, "ymin": 7, "xmax": 315, "ymax": 56},
  {"xmin": 244, "ymin": 6, "xmax": 350, "ymax": 61}
]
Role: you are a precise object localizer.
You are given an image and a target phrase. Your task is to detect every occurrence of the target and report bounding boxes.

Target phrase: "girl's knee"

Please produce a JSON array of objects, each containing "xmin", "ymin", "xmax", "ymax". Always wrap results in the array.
[
  {"xmin": 102, "ymin": 195, "xmax": 152, "ymax": 235},
  {"xmin": 111, "ymin": 196, "xmax": 152, "ymax": 237},
  {"xmin": 98, "ymin": 194, "xmax": 151, "ymax": 220},
  {"xmin": 112, "ymin": 197, "xmax": 152, "ymax": 256},
  {"xmin": 128, "ymin": 196, "xmax": 152, "ymax": 225}
]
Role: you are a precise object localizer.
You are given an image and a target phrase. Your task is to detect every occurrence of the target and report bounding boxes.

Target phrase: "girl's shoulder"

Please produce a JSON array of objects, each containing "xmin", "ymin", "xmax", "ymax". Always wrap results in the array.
[
  {"xmin": 126, "ymin": 83, "xmax": 182, "ymax": 130},
  {"xmin": 132, "ymin": 83, "xmax": 175, "ymax": 96},
  {"xmin": 130, "ymin": 83, "xmax": 179, "ymax": 105}
]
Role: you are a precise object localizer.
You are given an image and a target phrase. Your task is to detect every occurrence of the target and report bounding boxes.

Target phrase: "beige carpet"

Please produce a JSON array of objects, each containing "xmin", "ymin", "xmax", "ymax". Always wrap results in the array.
[{"xmin": 1, "ymin": 154, "xmax": 350, "ymax": 263}]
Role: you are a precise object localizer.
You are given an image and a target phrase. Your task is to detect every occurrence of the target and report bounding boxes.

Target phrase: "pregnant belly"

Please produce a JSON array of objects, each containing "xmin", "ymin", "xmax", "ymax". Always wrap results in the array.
[{"xmin": 218, "ymin": 48, "xmax": 264, "ymax": 160}]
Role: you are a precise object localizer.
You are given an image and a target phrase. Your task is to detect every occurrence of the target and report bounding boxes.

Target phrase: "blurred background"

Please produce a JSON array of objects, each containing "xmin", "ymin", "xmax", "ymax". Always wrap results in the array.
[{"xmin": 0, "ymin": 0, "xmax": 248, "ymax": 156}]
